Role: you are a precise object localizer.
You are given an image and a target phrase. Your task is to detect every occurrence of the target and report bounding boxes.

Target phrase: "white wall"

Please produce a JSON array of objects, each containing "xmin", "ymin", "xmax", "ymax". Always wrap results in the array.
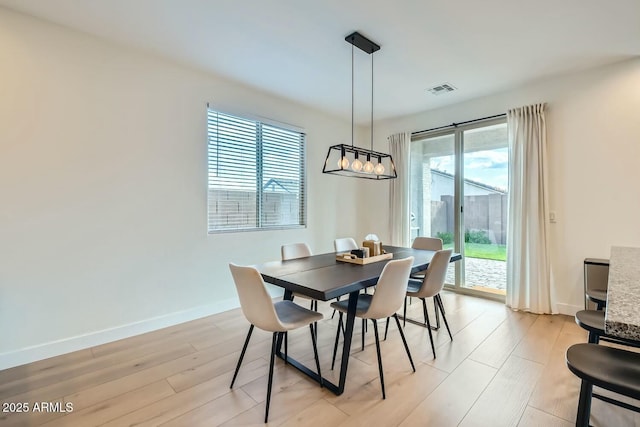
[
  {"xmin": 358, "ymin": 57, "xmax": 640, "ymax": 315},
  {"xmin": 0, "ymin": 8, "xmax": 360, "ymax": 369}
]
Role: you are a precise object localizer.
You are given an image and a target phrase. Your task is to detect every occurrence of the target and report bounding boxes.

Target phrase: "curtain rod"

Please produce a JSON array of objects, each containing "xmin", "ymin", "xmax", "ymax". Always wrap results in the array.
[{"xmin": 411, "ymin": 113, "xmax": 506, "ymax": 135}]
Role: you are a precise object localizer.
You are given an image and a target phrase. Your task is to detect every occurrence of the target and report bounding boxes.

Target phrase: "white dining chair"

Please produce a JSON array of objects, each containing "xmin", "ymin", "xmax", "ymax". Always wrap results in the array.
[
  {"xmin": 409, "ymin": 236, "xmax": 445, "ymax": 326},
  {"xmin": 329, "ymin": 257, "xmax": 416, "ymax": 399},
  {"xmin": 334, "ymin": 237, "xmax": 358, "ymax": 253},
  {"xmin": 410, "ymin": 236, "xmax": 443, "ymax": 278},
  {"xmin": 281, "ymin": 243, "xmax": 317, "ymax": 311},
  {"xmin": 396, "ymin": 249, "xmax": 453, "ymax": 359},
  {"xmin": 228, "ymin": 263, "xmax": 323, "ymax": 423}
]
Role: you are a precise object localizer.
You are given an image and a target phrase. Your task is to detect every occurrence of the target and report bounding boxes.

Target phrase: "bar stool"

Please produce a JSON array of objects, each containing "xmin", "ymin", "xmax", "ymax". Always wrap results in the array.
[
  {"xmin": 566, "ymin": 343, "xmax": 640, "ymax": 426},
  {"xmin": 574, "ymin": 309, "xmax": 640, "ymax": 347},
  {"xmin": 586, "ymin": 289, "xmax": 607, "ymax": 311}
]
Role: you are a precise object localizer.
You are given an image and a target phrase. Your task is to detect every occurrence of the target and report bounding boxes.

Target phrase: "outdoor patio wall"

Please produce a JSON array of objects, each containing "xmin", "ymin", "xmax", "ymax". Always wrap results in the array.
[
  {"xmin": 0, "ymin": 8, "xmax": 361, "ymax": 368},
  {"xmin": 358, "ymin": 57, "xmax": 640, "ymax": 315}
]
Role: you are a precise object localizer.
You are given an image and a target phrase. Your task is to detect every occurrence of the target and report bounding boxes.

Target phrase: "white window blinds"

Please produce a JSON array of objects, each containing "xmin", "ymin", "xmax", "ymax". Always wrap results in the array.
[{"xmin": 207, "ymin": 109, "xmax": 306, "ymax": 233}]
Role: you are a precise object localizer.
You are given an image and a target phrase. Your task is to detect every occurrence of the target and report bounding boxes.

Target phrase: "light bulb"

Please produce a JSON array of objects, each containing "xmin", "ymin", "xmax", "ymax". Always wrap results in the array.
[
  {"xmin": 374, "ymin": 162, "xmax": 385, "ymax": 175},
  {"xmin": 363, "ymin": 160, "xmax": 374, "ymax": 173},
  {"xmin": 337, "ymin": 156, "xmax": 350, "ymax": 169},
  {"xmin": 351, "ymin": 158, "xmax": 363, "ymax": 172}
]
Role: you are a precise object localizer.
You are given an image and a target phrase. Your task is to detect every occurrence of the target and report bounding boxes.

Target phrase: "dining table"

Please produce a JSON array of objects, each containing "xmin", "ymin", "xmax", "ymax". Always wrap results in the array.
[{"xmin": 253, "ymin": 245, "xmax": 462, "ymax": 396}]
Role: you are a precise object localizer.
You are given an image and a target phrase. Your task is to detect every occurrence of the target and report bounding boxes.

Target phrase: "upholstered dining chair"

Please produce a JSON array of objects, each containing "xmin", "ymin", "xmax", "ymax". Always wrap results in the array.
[
  {"xmin": 410, "ymin": 236, "xmax": 443, "ymax": 278},
  {"xmin": 281, "ymin": 243, "xmax": 317, "ymax": 311},
  {"xmin": 398, "ymin": 249, "xmax": 453, "ymax": 359},
  {"xmin": 228, "ymin": 263, "xmax": 323, "ymax": 423},
  {"xmin": 334, "ymin": 237, "xmax": 358, "ymax": 253},
  {"xmin": 409, "ymin": 236, "xmax": 445, "ymax": 327},
  {"xmin": 330, "ymin": 257, "xmax": 416, "ymax": 399}
]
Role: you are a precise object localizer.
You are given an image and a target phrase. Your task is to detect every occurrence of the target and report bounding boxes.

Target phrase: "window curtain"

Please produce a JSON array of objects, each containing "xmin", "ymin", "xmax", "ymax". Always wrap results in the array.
[
  {"xmin": 388, "ymin": 132, "xmax": 411, "ymax": 247},
  {"xmin": 506, "ymin": 103, "xmax": 556, "ymax": 314}
]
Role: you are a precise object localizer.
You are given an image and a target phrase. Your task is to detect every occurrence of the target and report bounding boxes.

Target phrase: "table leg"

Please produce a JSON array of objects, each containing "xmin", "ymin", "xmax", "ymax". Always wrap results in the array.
[
  {"xmin": 273, "ymin": 290, "xmax": 358, "ymax": 396},
  {"xmin": 336, "ymin": 291, "xmax": 359, "ymax": 394}
]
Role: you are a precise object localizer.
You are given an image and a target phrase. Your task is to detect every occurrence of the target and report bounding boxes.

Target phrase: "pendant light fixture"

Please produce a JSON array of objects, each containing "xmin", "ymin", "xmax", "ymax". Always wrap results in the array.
[{"xmin": 322, "ymin": 32, "xmax": 397, "ymax": 180}]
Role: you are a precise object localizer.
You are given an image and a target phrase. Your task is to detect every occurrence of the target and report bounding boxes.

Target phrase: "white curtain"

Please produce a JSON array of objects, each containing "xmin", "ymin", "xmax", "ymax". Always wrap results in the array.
[
  {"xmin": 506, "ymin": 103, "xmax": 556, "ymax": 314},
  {"xmin": 388, "ymin": 132, "xmax": 411, "ymax": 247}
]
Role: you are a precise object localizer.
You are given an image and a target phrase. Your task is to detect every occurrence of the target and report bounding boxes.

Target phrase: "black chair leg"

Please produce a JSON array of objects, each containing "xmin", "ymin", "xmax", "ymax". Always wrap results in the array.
[
  {"xmin": 437, "ymin": 294, "xmax": 446, "ymax": 314},
  {"xmin": 394, "ymin": 314, "xmax": 415, "ymax": 372},
  {"xmin": 424, "ymin": 300, "xmax": 436, "ymax": 358},
  {"xmin": 332, "ymin": 296, "xmax": 340, "ymax": 319},
  {"xmin": 265, "ymin": 332, "xmax": 277, "ymax": 423},
  {"xmin": 384, "ymin": 317, "xmax": 390, "ymax": 340},
  {"xmin": 434, "ymin": 298, "xmax": 441, "ymax": 329},
  {"xmin": 422, "ymin": 298, "xmax": 429, "ymax": 327},
  {"xmin": 284, "ymin": 331, "xmax": 288, "ymax": 365},
  {"xmin": 362, "ymin": 318, "xmax": 366, "ymax": 351},
  {"xmin": 331, "ymin": 312, "xmax": 343, "ymax": 370},
  {"xmin": 371, "ymin": 319, "xmax": 386, "ymax": 399},
  {"xmin": 576, "ymin": 379, "xmax": 593, "ymax": 427},
  {"xmin": 436, "ymin": 295, "xmax": 453, "ymax": 341},
  {"xmin": 310, "ymin": 323, "xmax": 323, "ymax": 388},
  {"xmin": 230, "ymin": 324, "xmax": 254, "ymax": 388},
  {"xmin": 403, "ymin": 296, "xmax": 407, "ymax": 327}
]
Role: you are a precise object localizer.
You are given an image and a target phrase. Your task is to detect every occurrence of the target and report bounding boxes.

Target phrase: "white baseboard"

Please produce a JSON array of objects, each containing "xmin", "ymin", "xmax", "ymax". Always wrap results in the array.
[
  {"xmin": 556, "ymin": 303, "xmax": 582, "ymax": 317},
  {"xmin": 0, "ymin": 297, "xmax": 244, "ymax": 371}
]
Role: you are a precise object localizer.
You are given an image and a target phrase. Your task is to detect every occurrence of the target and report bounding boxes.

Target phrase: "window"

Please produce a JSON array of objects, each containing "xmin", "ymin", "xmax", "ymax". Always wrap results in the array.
[{"xmin": 207, "ymin": 109, "xmax": 306, "ymax": 233}]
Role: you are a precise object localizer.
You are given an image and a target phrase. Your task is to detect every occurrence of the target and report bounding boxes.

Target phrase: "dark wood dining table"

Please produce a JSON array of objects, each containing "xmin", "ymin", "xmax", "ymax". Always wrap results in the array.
[{"xmin": 253, "ymin": 245, "xmax": 462, "ymax": 396}]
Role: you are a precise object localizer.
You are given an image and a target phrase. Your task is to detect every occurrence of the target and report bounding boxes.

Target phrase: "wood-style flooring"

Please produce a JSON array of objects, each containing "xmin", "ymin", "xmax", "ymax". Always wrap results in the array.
[{"xmin": 1, "ymin": 292, "xmax": 639, "ymax": 426}]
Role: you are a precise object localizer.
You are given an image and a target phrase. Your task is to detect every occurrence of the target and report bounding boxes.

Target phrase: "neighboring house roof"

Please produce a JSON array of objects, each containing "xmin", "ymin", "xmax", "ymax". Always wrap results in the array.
[
  {"xmin": 432, "ymin": 169, "xmax": 506, "ymax": 194},
  {"xmin": 263, "ymin": 178, "xmax": 299, "ymax": 193}
]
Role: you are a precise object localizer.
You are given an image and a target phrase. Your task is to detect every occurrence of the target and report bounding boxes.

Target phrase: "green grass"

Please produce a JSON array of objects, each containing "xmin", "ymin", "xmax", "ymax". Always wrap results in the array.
[{"xmin": 444, "ymin": 243, "xmax": 506, "ymax": 261}]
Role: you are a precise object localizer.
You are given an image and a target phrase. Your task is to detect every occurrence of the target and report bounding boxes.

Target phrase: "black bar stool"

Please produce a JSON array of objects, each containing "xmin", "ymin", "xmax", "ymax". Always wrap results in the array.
[
  {"xmin": 575, "ymin": 310, "xmax": 640, "ymax": 347},
  {"xmin": 566, "ymin": 343, "xmax": 640, "ymax": 426}
]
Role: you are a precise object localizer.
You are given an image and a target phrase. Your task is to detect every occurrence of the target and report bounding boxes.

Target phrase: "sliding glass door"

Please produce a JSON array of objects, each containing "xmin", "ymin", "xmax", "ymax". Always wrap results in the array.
[{"xmin": 410, "ymin": 118, "xmax": 508, "ymax": 298}]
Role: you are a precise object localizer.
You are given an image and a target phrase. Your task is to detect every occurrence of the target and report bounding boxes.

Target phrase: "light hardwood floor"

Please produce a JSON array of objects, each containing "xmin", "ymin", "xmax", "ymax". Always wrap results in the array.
[{"xmin": 2, "ymin": 293, "xmax": 639, "ymax": 426}]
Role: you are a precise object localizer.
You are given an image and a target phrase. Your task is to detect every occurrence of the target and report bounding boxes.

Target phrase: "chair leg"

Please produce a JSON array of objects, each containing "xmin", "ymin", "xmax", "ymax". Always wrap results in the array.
[
  {"xmin": 422, "ymin": 298, "xmax": 429, "ymax": 327},
  {"xmin": 332, "ymin": 312, "xmax": 343, "ymax": 370},
  {"xmin": 588, "ymin": 331, "xmax": 600, "ymax": 344},
  {"xmin": 284, "ymin": 331, "xmax": 288, "ymax": 365},
  {"xmin": 394, "ymin": 313, "xmax": 415, "ymax": 372},
  {"xmin": 362, "ymin": 318, "xmax": 366, "ymax": 351},
  {"xmin": 371, "ymin": 319, "xmax": 386, "ymax": 399},
  {"xmin": 436, "ymin": 295, "xmax": 453, "ymax": 341},
  {"xmin": 437, "ymin": 294, "xmax": 446, "ymax": 314},
  {"xmin": 423, "ymin": 299, "xmax": 436, "ymax": 358},
  {"xmin": 384, "ymin": 317, "xmax": 390, "ymax": 340},
  {"xmin": 575, "ymin": 379, "xmax": 593, "ymax": 427},
  {"xmin": 310, "ymin": 323, "xmax": 323, "ymax": 388},
  {"xmin": 434, "ymin": 298, "xmax": 441, "ymax": 329},
  {"xmin": 265, "ymin": 332, "xmax": 277, "ymax": 423},
  {"xmin": 230, "ymin": 324, "xmax": 254, "ymax": 388},
  {"xmin": 332, "ymin": 296, "xmax": 340, "ymax": 319},
  {"xmin": 403, "ymin": 296, "xmax": 407, "ymax": 327}
]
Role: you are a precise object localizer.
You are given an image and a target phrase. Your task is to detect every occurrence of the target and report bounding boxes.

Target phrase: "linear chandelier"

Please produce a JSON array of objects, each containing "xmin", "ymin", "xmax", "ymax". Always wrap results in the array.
[{"xmin": 322, "ymin": 32, "xmax": 397, "ymax": 180}]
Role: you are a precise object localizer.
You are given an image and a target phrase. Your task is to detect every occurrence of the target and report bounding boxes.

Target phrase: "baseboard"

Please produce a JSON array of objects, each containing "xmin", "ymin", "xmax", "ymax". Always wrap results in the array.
[
  {"xmin": 556, "ymin": 303, "xmax": 582, "ymax": 317},
  {"xmin": 0, "ymin": 296, "xmax": 248, "ymax": 371}
]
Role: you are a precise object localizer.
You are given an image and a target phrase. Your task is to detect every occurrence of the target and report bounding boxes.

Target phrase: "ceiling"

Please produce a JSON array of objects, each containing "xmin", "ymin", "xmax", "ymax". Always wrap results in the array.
[{"xmin": 1, "ymin": 0, "xmax": 639, "ymax": 123}]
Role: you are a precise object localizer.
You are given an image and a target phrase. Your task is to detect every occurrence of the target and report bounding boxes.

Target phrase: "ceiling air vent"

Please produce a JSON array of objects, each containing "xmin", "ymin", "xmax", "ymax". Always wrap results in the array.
[{"xmin": 427, "ymin": 83, "xmax": 456, "ymax": 95}]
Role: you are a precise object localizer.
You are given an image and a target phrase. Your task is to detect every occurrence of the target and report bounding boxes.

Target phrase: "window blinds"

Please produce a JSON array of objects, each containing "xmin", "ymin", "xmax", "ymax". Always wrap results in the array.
[{"xmin": 207, "ymin": 110, "xmax": 306, "ymax": 233}]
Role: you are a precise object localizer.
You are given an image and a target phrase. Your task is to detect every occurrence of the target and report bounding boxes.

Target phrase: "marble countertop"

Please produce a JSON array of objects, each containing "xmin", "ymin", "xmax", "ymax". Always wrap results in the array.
[{"xmin": 604, "ymin": 246, "xmax": 640, "ymax": 340}]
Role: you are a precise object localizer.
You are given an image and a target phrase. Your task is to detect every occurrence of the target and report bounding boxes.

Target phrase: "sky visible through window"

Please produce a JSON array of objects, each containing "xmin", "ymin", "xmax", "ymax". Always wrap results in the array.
[{"xmin": 431, "ymin": 147, "xmax": 508, "ymax": 192}]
